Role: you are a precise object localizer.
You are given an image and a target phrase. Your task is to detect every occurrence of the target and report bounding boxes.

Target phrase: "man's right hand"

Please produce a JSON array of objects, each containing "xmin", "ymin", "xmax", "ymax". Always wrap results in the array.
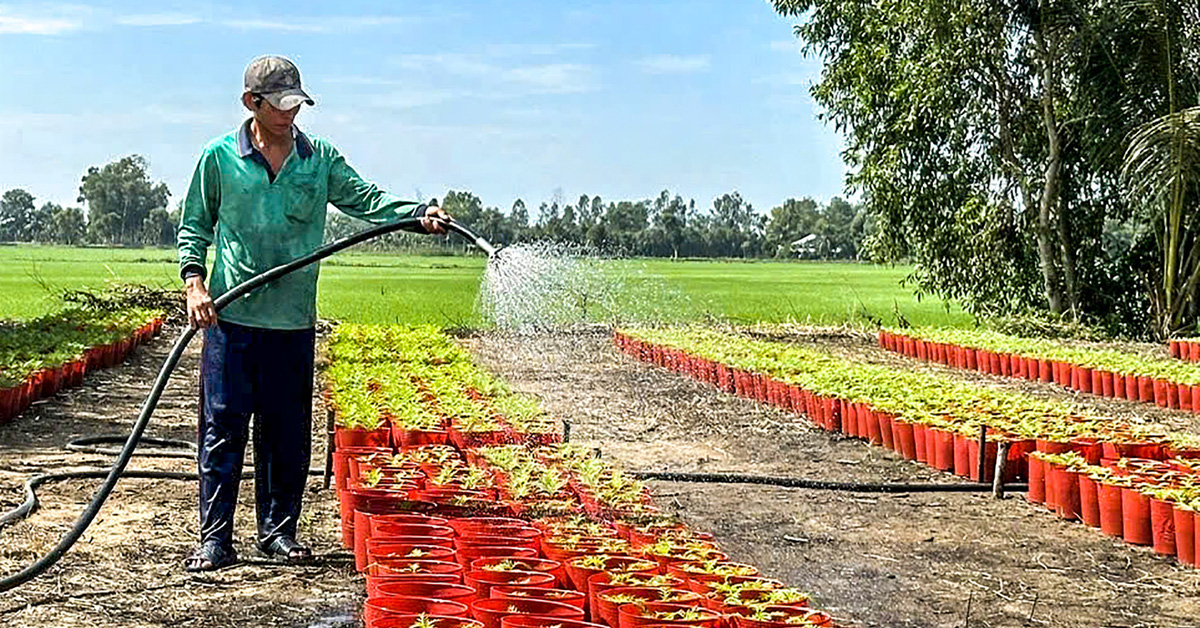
[{"xmin": 185, "ymin": 276, "xmax": 217, "ymax": 328}]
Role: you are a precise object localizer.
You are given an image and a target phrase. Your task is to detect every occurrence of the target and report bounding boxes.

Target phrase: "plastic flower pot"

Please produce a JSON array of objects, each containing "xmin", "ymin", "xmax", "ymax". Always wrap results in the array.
[
  {"xmin": 466, "ymin": 569, "xmax": 557, "ymax": 599},
  {"xmin": 1149, "ymin": 498, "xmax": 1177, "ymax": 556},
  {"xmin": 729, "ymin": 606, "xmax": 834, "ymax": 628},
  {"xmin": 396, "ymin": 426, "xmax": 450, "ymax": 450},
  {"xmin": 337, "ymin": 425, "xmax": 393, "ymax": 449},
  {"xmin": 371, "ymin": 615, "xmax": 483, "ymax": 628},
  {"xmin": 502, "ymin": 616, "xmax": 607, "ymax": 628},
  {"xmin": 965, "ymin": 437, "xmax": 997, "ymax": 483},
  {"xmin": 1052, "ymin": 466, "xmax": 1082, "ymax": 521},
  {"xmin": 1174, "ymin": 507, "xmax": 1196, "ymax": 566},
  {"xmin": 1125, "ymin": 374, "xmax": 1139, "ymax": 401},
  {"xmin": 616, "ymin": 602, "xmax": 721, "ymax": 628},
  {"xmin": 666, "ymin": 562, "xmax": 757, "ymax": 594},
  {"xmin": 461, "ymin": 546, "xmax": 540, "ymax": 567},
  {"xmin": 1097, "ymin": 482, "xmax": 1124, "ymax": 538},
  {"xmin": 364, "ymin": 598, "xmax": 471, "ymax": 627},
  {"xmin": 1077, "ymin": 474, "xmax": 1101, "ymax": 528},
  {"xmin": 472, "ymin": 557, "xmax": 566, "ymax": 588},
  {"xmin": 368, "ymin": 542, "xmax": 458, "ymax": 566},
  {"xmin": 952, "ymin": 433, "xmax": 972, "ymax": 479},
  {"xmin": 1121, "ymin": 488, "xmax": 1153, "ymax": 546},
  {"xmin": 450, "ymin": 517, "xmax": 529, "ymax": 536},
  {"xmin": 566, "ymin": 556, "xmax": 659, "ymax": 593},
  {"xmin": 374, "ymin": 522, "xmax": 456, "ymax": 540},
  {"xmin": 596, "ymin": 588, "xmax": 702, "ymax": 628},
  {"xmin": 891, "ymin": 419, "xmax": 917, "ymax": 461},
  {"xmin": 1089, "ymin": 369, "xmax": 1104, "ymax": 396},
  {"xmin": 370, "ymin": 581, "xmax": 478, "ymax": 604},
  {"xmin": 367, "ymin": 561, "xmax": 466, "ymax": 598},
  {"xmin": 912, "ymin": 423, "xmax": 928, "ymax": 464},
  {"xmin": 877, "ymin": 412, "xmax": 895, "ymax": 450},
  {"xmin": 1026, "ymin": 457, "xmax": 1046, "ymax": 505},
  {"xmin": 492, "ymin": 586, "xmax": 587, "ymax": 611},
  {"xmin": 471, "ymin": 596, "xmax": 584, "ymax": 628},
  {"xmin": 932, "ymin": 428, "xmax": 955, "ymax": 472}
]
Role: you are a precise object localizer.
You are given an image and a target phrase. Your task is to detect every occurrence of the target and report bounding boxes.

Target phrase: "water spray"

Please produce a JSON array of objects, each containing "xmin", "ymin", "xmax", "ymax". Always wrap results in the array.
[{"xmin": 0, "ymin": 204, "xmax": 497, "ymax": 592}]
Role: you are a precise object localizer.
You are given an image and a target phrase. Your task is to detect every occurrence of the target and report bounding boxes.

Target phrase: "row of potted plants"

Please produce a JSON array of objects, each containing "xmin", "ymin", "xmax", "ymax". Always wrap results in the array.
[
  {"xmin": 1030, "ymin": 450, "xmax": 1200, "ymax": 567},
  {"xmin": 1170, "ymin": 339, "xmax": 1200, "ymax": 363},
  {"xmin": 326, "ymin": 324, "xmax": 561, "ymax": 452},
  {"xmin": 879, "ymin": 328, "xmax": 1200, "ymax": 412},
  {"xmin": 614, "ymin": 328, "xmax": 1200, "ymax": 461},
  {"xmin": 326, "ymin": 325, "xmax": 843, "ymax": 628},
  {"xmin": 0, "ymin": 307, "xmax": 164, "ymax": 424}
]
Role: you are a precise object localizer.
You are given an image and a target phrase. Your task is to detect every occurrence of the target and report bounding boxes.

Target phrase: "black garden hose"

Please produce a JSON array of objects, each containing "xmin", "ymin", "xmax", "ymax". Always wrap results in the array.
[
  {"xmin": 630, "ymin": 470, "xmax": 1028, "ymax": 493},
  {"xmin": 0, "ymin": 208, "xmax": 496, "ymax": 592}
]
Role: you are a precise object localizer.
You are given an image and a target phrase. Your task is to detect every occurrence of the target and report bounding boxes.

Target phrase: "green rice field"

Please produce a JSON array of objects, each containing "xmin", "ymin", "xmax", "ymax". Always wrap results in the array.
[{"xmin": 0, "ymin": 244, "xmax": 971, "ymax": 328}]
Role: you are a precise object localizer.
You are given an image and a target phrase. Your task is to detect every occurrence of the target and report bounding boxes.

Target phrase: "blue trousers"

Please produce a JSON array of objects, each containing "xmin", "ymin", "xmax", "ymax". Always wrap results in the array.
[{"xmin": 199, "ymin": 320, "xmax": 315, "ymax": 549}]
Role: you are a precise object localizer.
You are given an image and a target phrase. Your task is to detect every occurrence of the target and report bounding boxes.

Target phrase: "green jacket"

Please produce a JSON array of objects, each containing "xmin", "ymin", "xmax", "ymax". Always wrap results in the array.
[{"xmin": 177, "ymin": 119, "xmax": 424, "ymax": 330}]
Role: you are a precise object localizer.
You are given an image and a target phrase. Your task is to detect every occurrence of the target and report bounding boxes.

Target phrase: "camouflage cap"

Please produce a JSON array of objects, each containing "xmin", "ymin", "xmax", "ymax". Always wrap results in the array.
[{"xmin": 244, "ymin": 55, "xmax": 315, "ymax": 109}]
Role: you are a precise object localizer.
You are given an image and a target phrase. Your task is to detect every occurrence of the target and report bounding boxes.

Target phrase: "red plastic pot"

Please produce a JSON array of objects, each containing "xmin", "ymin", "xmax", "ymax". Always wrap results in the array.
[
  {"xmin": 374, "ymin": 522, "xmax": 455, "ymax": 540},
  {"xmin": 472, "ymin": 597, "xmax": 584, "ymax": 628},
  {"xmin": 952, "ymin": 433, "xmax": 971, "ymax": 479},
  {"xmin": 465, "ymin": 569, "xmax": 556, "ymax": 599},
  {"xmin": 370, "ymin": 581, "xmax": 478, "ymax": 604},
  {"xmin": 368, "ymin": 542, "xmax": 458, "ymax": 566},
  {"xmin": 1174, "ymin": 506, "xmax": 1196, "ymax": 566},
  {"xmin": 1027, "ymin": 456, "xmax": 1046, "ymax": 505},
  {"xmin": 891, "ymin": 419, "xmax": 917, "ymax": 461},
  {"xmin": 372, "ymin": 615, "xmax": 483, "ymax": 628},
  {"xmin": 364, "ymin": 597, "xmax": 471, "ymax": 627},
  {"xmin": 336, "ymin": 425, "xmax": 392, "ymax": 449},
  {"xmin": 471, "ymin": 557, "xmax": 566, "ymax": 588},
  {"xmin": 492, "ymin": 586, "xmax": 586, "ymax": 610},
  {"xmin": 366, "ymin": 561, "xmax": 466, "ymax": 598},
  {"xmin": 1180, "ymin": 385, "xmax": 1194, "ymax": 412},
  {"xmin": 1078, "ymin": 474, "xmax": 1101, "ymax": 528},
  {"xmin": 912, "ymin": 423, "xmax": 928, "ymax": 464},
  {"xmin": 596, "ymin": 587, "xmax": 702, "ymax": 628},
  {"xmin": 1097, "ymin": 482, "xmax": 1124, "ymax": 538},
  {"xmin": 459, "ymin": 545, "xmax": 539, "ymax": 567},
  {"xmin": 502, "ymin": 617, "xmax": 607, "ymax": 628},
  {"xmin": 450, "ymin": 517, "xmax": 528, "ymax": 535},
  {"xmin": 1053, "ymin": 466, "xmax": 1082, "ymax": 521},
  {"xmin": 1149, "ymin": 498, "xmax": 1177, "ymax": 556},
  {"xmin": 565, "ymin": 555, "xmax": 658, "ymax": 592},
  {"xmin": 1121, "ymin": 488, "xmax": 1153, "ymax": 546},
  {"xmin": 616, "ymin": 602, "xmax": 720, "ymax": 628},
  {"xmin": 729, "ymin": 606, "xmax": 834, "ymax": 628},
  {"xmin": 932, "ymin": 428, "xmax": 955, "ymax": 472}
]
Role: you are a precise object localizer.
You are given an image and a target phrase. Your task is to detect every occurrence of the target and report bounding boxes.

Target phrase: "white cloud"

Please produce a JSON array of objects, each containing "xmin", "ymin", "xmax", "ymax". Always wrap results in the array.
[
  {"xmin": 0, "ymin": 5, "xmax": 87, "ymax": 35},
  {"xmin": 635, "ymin": 54, "xmax": 710, "ymax": 75},
  {"xmin": 389, "ymin": 52, "xmax": 599, "ymax": 97},
  {"xmin": 505, "ymin": 63, "xmax": 595, "ymax": 94},
  {"xmin": 223, "ymin": 19, "xmax": 329, "ymax": 33},
  {"xmin": 116, "ymin": 13, "xmax": 200, "ymax": 27}
]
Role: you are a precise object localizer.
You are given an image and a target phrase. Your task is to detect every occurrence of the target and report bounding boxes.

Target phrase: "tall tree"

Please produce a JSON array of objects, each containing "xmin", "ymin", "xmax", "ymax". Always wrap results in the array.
[
  {"xmin": 49, "ymin": 206, "xmax": 86, "ymax": 245},
  {"xmin": 78, "ymin": 155, "xmax": 170, "ymax": 245},
  {"xmin": 0, "ymin": 188, "xmax": 35, "ymax": 241}
]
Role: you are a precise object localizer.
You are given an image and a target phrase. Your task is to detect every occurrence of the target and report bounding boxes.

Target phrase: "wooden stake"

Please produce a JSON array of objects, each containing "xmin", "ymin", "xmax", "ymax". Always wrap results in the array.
[
  {"xmin": 977, "ymin": 425, "xmax": 988, "ymax": 483},
  {"xmin": 993, "ymin": 440, "xmax": 1010, "ymax": 499},
  {"xmin": 322, "ymin": 404, "xmax": 335, "ymax": 490}
]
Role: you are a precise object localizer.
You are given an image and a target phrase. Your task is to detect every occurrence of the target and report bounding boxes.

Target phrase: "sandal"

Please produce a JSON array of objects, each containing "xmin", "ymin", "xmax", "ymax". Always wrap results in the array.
[
  {"xmin": 258, "ymin": 535, "xmax": 313, "ymax": 563},
  {"xmin": 184, "ymin": 541, "xmax": 238, "ymax": 572}
]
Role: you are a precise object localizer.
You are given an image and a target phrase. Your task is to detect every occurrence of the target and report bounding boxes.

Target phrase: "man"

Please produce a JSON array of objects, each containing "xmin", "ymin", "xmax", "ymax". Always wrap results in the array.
[{"xmin": 176, "ymin": 55, "xmax": 449, "ymax": 571}]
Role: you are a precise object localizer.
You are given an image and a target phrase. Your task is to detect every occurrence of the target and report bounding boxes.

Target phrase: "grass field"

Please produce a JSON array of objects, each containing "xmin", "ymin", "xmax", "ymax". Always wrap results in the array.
[{"xmin": 0, "ymin": 244, "xmax": 971, "ymax": 328}]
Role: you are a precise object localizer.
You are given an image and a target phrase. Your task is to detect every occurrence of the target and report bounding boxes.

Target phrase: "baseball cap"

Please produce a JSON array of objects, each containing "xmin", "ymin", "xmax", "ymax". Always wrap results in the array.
[{"xmin": 244, "ymin": 55, "xmax": 315, "ymax": 109}]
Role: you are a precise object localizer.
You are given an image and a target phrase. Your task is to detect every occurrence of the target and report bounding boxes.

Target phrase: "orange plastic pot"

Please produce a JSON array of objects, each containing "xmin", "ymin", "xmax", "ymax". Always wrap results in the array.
[
  {"xmin": 366, "ymin": 561, "xmax": 466, "ymax": 598},
  {"xmin": 1149, "ymin": 498, "xmax": 1177, "ymax": 556},
  {"xmin": 502, "ymin": 617, "xmax": 607, "ymax": 628},
  {"xmin": 891, "ymin": 419, "xmax": 917, "ymax": 461},
  {"xmin": 729, "ymin": 606, "xmax": 834, "ymax": 628},
  {"xmin": 1053, "ymin": 466, "xmax": 1081, "ymax": 521},
  {"xmin": 368, "ymin": 542, "xmax": 458, "ymax": 566},
  {"xmin": 471, "ymin": 557, "xmax": 567, "ymax": 588},
  {"xmin": 460, "ymin": 545, "xmax": 540, "ymax": 567},
  {"xmin": 932, "ymin": 429, "xmax": 955, "ymax": 472},
  {"xmin": 565, "ymin": 555, "xmax": 658, "ymax": 593},
  {"xmin": 1026, "ymin": 457, "xmax": 1045, "ymax": 505},
  {"xmin": 952, "ymin": 433, "xmax": 971, "ymax": 478},
  {"xmin": 471, "ymin": 597, "xmax": 584, "ymax": 628},
  {"xmin": 1077, "ymin": 474, "xmax": 1101, "ymax": 528},
  {"xmin": 912, "ymin": 423, "xmax": 928, "ymax": 464},
  {"xmin": 337, "ymin": 425, "xmax": 392, "ymax": 449}
]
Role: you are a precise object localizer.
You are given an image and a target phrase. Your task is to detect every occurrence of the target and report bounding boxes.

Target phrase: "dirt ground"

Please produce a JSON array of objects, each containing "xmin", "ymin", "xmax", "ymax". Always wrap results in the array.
[
  {"xmin": 0, "ymin": 329, "xmax": 358, "ymax": 628},
  {"xmin": 467, "ymin": 329, "xmax": 1200, "ymax": 628},
  {"xmin": 2, "ymin": 326, "xmax": 1200, "ymax": 627}
]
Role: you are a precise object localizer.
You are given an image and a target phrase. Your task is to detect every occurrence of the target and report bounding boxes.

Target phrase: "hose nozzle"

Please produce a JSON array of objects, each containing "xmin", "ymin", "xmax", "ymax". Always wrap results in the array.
[{"xmin": 425, "ymin": 199, "xmax": 503, "ymax": 258}]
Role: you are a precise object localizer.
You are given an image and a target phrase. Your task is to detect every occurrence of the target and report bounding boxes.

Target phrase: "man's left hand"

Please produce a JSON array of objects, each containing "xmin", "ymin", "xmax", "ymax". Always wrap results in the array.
[{"xmin": 422, "ymin": 205, "xmax": 451, "ymax": 234}]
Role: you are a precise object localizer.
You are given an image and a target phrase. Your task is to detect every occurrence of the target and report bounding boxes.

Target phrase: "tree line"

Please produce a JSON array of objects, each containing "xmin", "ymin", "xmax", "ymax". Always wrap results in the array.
[
  {"xmin": 0, "ymin": 156, "xmax": 175, "ymax": 246},
  {"xmin": 773, "ymin": 0, "xmax": 1200, "ymax": 338},
  {"xmin": 329, "ymin": 189, "xmax": 870, "ymax": 260},
  {"xmin": 3, "ymin": 152, "xmax": 870, "ymax": 260}
]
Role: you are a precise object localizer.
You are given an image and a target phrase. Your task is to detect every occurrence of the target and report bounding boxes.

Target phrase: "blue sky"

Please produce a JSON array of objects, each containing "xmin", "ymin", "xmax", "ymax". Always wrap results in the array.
[{"xmin": 0, "ymin": 0, "xmax": 845, "ymax": 218}]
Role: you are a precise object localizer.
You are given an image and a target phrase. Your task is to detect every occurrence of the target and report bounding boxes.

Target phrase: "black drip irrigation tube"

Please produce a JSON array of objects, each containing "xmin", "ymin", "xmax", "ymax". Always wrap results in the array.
[
  {"xmin": 628, "ymin": 470, "xmax": 1027, "ymax": 493},
  {"xmin": 0, "ymin": 208, "xmax": 500, "ymax": 593}
]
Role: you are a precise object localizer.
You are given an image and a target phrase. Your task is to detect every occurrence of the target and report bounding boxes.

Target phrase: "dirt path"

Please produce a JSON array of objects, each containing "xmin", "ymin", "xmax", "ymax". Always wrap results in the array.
[
  {"xmin": 468, "ymin": 330, "xmax": 1200, "ymax": 628},
  {"xmin": 0, "ymin": 327, "xmax": 357, "ymax": 628}
]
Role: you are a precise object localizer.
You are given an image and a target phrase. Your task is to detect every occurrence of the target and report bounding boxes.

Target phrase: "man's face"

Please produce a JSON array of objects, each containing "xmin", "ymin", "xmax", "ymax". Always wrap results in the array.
[{"xmin": 254, "ymin": 98, "xmax": 301, "ymax": 136}]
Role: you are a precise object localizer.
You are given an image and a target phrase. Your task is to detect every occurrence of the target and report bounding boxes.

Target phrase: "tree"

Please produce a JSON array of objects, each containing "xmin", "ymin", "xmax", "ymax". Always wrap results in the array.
[
  {"xmin": 765, "ymin": 197, "xmax": 820, "ymax": 258},
  {"xmin": 78, "ymin": 155, "xmax": 170, "ymax": 245},
  {"xmin": 773, "ymin": 0, "xmax": 1199, "ymax": 333},
  {"xmin": 141, "ymin": 207, "xmax": 178, "ymax": 246},
  {"xmin": 28, "ymin": 202, "xmax": 57, "ymax": 242},
  {"xmin": 49, "ymin": 206, "xmax": 86, "ymax": 245},
  {"xmin": 0, "ymin": 188, "xmax": 35, "ymax": 241}
]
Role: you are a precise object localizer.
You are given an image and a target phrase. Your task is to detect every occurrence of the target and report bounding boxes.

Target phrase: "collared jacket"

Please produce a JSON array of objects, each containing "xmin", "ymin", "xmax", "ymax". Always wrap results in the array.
[{"xmin": 177, "ymin": 119, "xmax": 424, "ymax": 330}]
